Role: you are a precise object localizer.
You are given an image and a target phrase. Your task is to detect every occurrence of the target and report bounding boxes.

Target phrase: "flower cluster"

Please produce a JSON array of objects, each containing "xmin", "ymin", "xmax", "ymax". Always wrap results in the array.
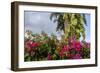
[{"xmin": 24, "ymin": 30, "xmax": 90, "ymax": 61}]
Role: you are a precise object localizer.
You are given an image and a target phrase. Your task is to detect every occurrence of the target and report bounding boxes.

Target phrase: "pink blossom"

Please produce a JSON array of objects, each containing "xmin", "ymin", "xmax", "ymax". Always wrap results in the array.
[
  {"xmin": 24, "ymin": 41, "xmax": 32, "ymax": 52},
  {"xmin": 59, "ymin": 45, "xmax": 69, "ymax": 57},
  {"xmin": 47, "ymin": 54, "xmax": 51, "ymax": 60},
  {"xmin": 63, "ymin": 45, "xmax": 69, "ymax": 51},
  {"xmin": 31, "ymin": 42, "xmax": 39, "ymax": 47},
  {"xmin": 72, "ymin": 54, "xmax": 82, "ymax": 59},
  {"xmin": 72, "ymin": 40, "xmax": 82, "ymax": 51},
  {"xmin": 59, "ymin": 51, "xmax": 64, "ymax": 57}
]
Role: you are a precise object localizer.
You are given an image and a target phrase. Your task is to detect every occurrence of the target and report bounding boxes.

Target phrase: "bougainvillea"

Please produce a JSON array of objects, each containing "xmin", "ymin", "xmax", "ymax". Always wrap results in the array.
[{"xmin": 24, "ymin": 30, "xmax": 90, "ymax": 61}]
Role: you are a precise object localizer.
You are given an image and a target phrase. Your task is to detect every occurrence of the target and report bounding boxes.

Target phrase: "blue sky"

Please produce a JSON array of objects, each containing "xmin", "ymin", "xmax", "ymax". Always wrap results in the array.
[
  {"xmin": 24, "ymin": 11, "xmax": 90, "ymax": 42},
  {"xmin": 84, "ymin": 14, "xmax": 90, "ymax": 42}
]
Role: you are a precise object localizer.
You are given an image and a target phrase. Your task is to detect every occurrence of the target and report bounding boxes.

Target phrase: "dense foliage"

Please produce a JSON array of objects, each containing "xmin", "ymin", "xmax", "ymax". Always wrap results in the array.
[
  {"xmin": 24, "ymin": 30, "xmax": 90, "ymax": 61},
  {"xmin": 50, "ymin": 13, "xmax": 86, "ymax": 40}
]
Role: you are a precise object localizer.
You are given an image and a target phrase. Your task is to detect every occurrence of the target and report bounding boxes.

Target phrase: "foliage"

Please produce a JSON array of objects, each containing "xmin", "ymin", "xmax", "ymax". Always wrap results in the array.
[
  {"xmin": 24, "ymin": 30, "xmax": 90, "ymax": 61},
  {"xmin": 50, "ymin": 13, "xmax": 87, "ymax": 41}
]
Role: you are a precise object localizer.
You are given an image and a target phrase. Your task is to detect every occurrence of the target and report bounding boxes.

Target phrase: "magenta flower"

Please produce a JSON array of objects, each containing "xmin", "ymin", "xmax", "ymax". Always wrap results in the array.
[
  {"xmin": 59, "ymin": 51, "xmax": 64, "ymax": 57},
  {"xmin": 24, "ymin": 41, "xmax": 32, "ymax": 52},
  {"xmin": 63, "ymin": 45, "xmax": 69, "ymax": 51},
  {"xmin": 72, "ymin": 54, "xmax": 82, "ymax": 59},
  {"xmin": 31, "ymin": 42, "xmax": 39, "ymax": 47},
  {"xmin": 24, "ymin": 41, "xmax": 40, "ymax": 52},
  {"xmin": 47, "ymin": 54, "xmax": 51, "ymax": 60},
  {"xmin": 72, "ymin": 40, "xmax": 82, "ymax": 51},
  {"xmin": 59, "ymin": 45, "xmax": 69, "ymax": 57}
]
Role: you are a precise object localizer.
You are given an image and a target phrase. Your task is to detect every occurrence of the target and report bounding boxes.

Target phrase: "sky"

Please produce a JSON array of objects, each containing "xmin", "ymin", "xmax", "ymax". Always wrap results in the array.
[
  {"xmin": 83, "ymin": 14, "xmax": 90, "ymax": 42},
  {"xmin": 24, "ymin": 11, "xmax": 90, "ymax": 42}
]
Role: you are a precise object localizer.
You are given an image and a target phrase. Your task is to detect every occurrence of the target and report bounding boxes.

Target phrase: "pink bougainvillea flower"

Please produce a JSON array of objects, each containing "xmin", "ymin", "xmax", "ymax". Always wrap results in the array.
[
  {"xmin": 61, "ymin": 46, "xmax": 69, "ymax": 53},
  {"xmin": 25, "ymin": 41, "xmax": 40, "ymax": 52},
  {"xmin": 24, "ymin": 40, "xmax": 33, "ymax": 52},
  {"xmin": 47, "ymin": 53, "xmax": 51, "ymax": 60},
  {"xmin": 31, "ymin": 42, "xmax": 39, "ymax": 47},
  {"xmin": 72, "ymin": 40, "xmax": 82, "ymax": 52},
  {"xmin": 72, "ymin": 54, "xmax": 82, "ymax": 59},
  {"xmin": 63, "ymin": 45, "xmax": 69, "ymax": 51},
  {"xmin": 59, "ymin": 51, "xmax": 63, "ymax": 57},
  {"xmin": 59, "ymin": 45, "xmax": 69, "ymax": 57}
]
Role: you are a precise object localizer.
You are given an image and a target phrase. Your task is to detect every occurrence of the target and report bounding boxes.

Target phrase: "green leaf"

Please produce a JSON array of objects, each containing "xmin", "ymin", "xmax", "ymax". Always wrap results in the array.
[{"xmin": 24, "ymin": 56, "xmax": 31, "ymax": 61}]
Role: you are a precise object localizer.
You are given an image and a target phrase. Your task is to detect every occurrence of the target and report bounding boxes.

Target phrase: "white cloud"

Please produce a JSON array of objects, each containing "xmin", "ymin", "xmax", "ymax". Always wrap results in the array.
[{"xmin": 24, "ymin": 11, "xmax": 59, "ymax": 36}]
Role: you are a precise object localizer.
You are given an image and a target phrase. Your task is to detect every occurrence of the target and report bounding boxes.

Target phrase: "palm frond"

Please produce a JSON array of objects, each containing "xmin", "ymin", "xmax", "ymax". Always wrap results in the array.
[
  {"xmin": 50, "ymin": 13, "xmax": 61, "ymax": 21},
  {"xmin": 82, "ymin": 14, "xmax": 87, "ymax": 26}
]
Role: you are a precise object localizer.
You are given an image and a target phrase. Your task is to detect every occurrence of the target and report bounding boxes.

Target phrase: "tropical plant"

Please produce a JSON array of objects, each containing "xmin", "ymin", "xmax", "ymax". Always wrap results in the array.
[
  {"xmin": 24, "ymin": 30, "xmax": 90, "ymax": 61},
  {"xmin": 50, "ymin": 13, "xmax": 87, "ymax": 41}
]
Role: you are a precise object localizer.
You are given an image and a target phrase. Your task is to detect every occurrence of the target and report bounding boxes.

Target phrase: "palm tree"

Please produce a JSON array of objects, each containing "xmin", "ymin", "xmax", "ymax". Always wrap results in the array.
[{"xmin": 50, "ymin": 12, "xmax": 87, "ymax": 41}]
